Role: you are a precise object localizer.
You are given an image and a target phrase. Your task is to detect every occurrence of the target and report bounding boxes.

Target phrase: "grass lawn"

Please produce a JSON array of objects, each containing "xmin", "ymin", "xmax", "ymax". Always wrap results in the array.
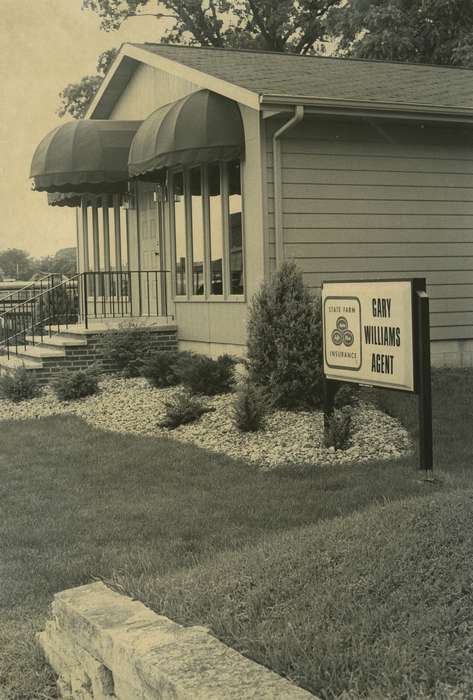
[{"xmin": 0, "ymin": 368, "xmax": 472, "ymax": 699}]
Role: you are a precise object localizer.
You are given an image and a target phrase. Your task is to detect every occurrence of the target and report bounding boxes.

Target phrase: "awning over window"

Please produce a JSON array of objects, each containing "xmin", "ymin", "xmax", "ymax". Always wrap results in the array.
[
  {"xmin": 128, "ymin": 89, "xmax": 244, "ymax": 180},
  {"xmin": 31, "ymin": 120, "xmax": 142, "ymax": 193}
]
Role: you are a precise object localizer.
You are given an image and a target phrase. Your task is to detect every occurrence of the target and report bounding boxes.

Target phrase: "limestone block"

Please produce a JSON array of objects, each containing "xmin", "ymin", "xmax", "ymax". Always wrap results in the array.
[{"xmin": 38, "ymin": 581, "xmax": 317, "ymax": 700}]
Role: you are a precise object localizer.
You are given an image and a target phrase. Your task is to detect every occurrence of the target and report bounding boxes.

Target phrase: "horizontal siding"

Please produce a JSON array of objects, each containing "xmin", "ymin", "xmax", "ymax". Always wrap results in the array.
[
  {"xmin": 271, "ymin": 228, "xmax": 473, "ymax": 244},
  {"xmin": 268, "ymin": 152, "xmax": 473, "ymax": 175},
  {"xmin": 268, "ymin": 169, "xmax": 473, "ymax": 188},
  {"xmin": 284, "ymin": 242, "xmax": 473, "ymax": 258},
  {"xmin": 265, "ymin": 116, "xmax": 473, "ymax": 341},
  {"xmin": 269, "ymin": 183, "xmax": 473, "ymax": 201},
  {"xmin": 269, "ymin": 198, "xmax": 473, "ymax": 215}
]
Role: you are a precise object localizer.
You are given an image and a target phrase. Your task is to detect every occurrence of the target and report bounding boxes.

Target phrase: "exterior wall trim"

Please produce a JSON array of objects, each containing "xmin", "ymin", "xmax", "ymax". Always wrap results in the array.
[{"xmin": 87, "ymin": 44, "xmax": 260, "ymax": 119}]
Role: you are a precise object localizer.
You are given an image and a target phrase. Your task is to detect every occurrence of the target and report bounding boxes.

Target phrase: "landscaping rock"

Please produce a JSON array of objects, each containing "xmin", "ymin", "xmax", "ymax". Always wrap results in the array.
[{"xmin": 0, "ymin": 377, "xmax": 412, "ymax": 469}]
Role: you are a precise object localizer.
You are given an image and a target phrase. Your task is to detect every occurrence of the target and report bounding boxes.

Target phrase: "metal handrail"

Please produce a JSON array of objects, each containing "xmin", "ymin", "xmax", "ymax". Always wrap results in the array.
[
  {"xmin": 0, "ymin": 274, "xmax": 81, "ymax": 320},
  {"xmin": 0, "ymin": 273, "xmax": 56, "ymax": 304},
  {"xmin": 0, "ymin": 270, "xmax": 172, "ymax": 359},
  {"xmin": 0, "ymin": 275, "xmax": 81, "ymax": 359}
]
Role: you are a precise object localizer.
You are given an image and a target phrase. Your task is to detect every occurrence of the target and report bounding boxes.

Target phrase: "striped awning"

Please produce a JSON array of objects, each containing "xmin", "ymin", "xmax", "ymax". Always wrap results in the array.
[
  {"xmin": 128, "ymin": 89, "xmax": 244, "ymax": 180},
  {"xmin": 31, "ymin": 120, "xmax": 141, "ymax": 193}
]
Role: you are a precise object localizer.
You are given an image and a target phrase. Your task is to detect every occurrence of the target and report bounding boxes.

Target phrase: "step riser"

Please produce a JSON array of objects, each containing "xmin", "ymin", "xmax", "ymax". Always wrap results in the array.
[{"xmin": 0, "ymin": 327, "xmax": 178, "ymax": 385}]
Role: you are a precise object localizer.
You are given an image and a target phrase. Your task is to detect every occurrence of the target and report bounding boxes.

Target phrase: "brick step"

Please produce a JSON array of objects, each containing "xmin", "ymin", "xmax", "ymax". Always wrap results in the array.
[{"xmin": 0, "ymin": 323, "xmax": 178, "ymax": 385}]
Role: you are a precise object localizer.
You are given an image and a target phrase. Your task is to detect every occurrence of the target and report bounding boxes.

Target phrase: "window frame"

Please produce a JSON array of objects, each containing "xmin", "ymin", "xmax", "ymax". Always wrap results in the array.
[
  {"xmin": 169, "ymin": 169, "xmax": 188, "ymax": 298},
  {"xmin": 169, "ymin": 160, "xmax": 245, "ymax": 303}
]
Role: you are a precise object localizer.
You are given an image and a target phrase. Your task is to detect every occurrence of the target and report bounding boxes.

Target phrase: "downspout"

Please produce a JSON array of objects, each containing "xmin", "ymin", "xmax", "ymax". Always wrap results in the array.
[{"xmin": 272, "ymin": 105, "xmax": 304, "ymax": 267}]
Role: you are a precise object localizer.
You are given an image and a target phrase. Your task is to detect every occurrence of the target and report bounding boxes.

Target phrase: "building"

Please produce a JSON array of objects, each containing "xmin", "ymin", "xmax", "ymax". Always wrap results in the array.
[{"xmin": 22, "ymin": 45, "xmax": 473, "ymax": 368}]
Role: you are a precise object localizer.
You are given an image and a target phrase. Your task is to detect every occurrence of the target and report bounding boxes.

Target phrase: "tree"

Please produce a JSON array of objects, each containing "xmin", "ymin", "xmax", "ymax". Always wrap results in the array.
[
  {"xmin": 58, "ymin": 48, "xmax": 118, "ymax": 119},
  {"xmin": 247, "ymin": 261, "xmax": 324, "ymax": 410},
  {"xmin": 328, "ymin": 0, "xmax": 473, "ymax": 66},
  {"xmin": 59, "ymin": 0, "xmax": 341, "ymax": 117},
  {"xmin": 0, "ymin": 249, "xmax": 35, "ymax": 280},
  {"xmin": 38, "ymin": 248, "xmax": 77, "ymax": 276}
]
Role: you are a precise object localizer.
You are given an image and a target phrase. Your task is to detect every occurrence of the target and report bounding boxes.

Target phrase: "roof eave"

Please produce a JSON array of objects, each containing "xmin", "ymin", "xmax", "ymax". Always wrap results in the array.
[
  {"xmin": 261, "ymin": 94, "xmax": 473, "ymax": 124},
  {"xmin": 86, "ymin": 43, "xmax": 261, "ymax": 120}
]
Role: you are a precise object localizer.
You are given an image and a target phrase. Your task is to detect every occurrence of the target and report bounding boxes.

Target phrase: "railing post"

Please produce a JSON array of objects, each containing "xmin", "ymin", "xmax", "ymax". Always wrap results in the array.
[{"xmin": 83, "ymin": 273, "xmax": 89, "ymax": 329}]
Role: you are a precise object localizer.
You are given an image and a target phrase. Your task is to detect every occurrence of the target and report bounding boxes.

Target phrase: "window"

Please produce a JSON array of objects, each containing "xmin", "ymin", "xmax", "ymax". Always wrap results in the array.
[
  {"xmin": 228, "ymin": 161, "xmax": 244, "ymax": 295},
  {"xmin": 190, "ymin": 168, "xmax": 205, "ymax": 295},
  {"xmin": 170, "ymin": 161, "xmax": 244, "ymax": 300},
  {"xmin": 208, "ymin": 163, "xmax": 223, "ymax": 295},
  {"xmin": 172, "ymin": 171, "xmax": 186, "ymax": 296}
]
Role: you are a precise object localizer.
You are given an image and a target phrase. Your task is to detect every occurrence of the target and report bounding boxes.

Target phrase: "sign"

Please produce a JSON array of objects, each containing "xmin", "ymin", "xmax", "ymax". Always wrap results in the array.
[{"xmin": 322, "ymin": 280, "xmax": 415, "ymax": 392}]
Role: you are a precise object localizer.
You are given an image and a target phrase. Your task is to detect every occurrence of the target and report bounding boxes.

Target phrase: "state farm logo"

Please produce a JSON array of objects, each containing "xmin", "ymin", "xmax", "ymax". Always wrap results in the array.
[{"xmin": 331, "ymin": 316, "xmax": 355, "ymax": 347}]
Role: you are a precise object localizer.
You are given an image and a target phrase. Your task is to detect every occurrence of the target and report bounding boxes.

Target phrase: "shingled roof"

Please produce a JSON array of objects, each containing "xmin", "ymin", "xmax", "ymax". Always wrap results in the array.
[{"xmin": 134, "ymin": 43, "xmax": 473, "ymax": 112}]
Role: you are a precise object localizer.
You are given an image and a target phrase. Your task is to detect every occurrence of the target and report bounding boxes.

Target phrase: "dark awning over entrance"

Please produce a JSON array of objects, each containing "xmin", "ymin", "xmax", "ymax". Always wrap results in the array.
[
  {"xmin": 31, "ymin": 120, "xmax": 142, "ymax": 193},
  {"xmin": 128, "ymin": 89, "xmax": 244, "ymax": 180}
]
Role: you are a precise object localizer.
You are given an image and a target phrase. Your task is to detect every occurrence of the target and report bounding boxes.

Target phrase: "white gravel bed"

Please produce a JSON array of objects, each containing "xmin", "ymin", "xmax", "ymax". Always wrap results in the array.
[{"xmin": 0, "ymin": 376, "xmax": 412, "ymax": 469}]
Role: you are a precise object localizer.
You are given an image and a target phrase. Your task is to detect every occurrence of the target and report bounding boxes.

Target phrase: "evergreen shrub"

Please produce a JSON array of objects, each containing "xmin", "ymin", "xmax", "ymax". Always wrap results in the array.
[
  {"xmin": 0, "ymin": 367, "xmax": 40, "ymax": 402},
  {"xmin": 334, "ymin": 383, "xmax": 358, "ymax": 409},
  {"xmin": 233, "ymin": 379, "xmax": 268, "ymax": 432},
  {"xmin": 324, "ymin": 408, "xmax": 352, "ymax": 450},
  {"xmin": 247, "ymin": 261, "xmax": 323, "ymax": 410},
  {"xmin": 159, "ymin": 389, "xmax": 210, "ymax": 429},
  {"xmin": 51, "ymin": 369, "xmax": 99, "ymax": 401},
  {"xmin": 141, "ymin": 351, "xmax": 183, "ymax": 388},
  {"xmin": 99, "ymin": 324, "xmax": 154, "ymax": 376},
  {"xmin": 175, "ymin": 353, "xmax": 236, "ymax": 396}
]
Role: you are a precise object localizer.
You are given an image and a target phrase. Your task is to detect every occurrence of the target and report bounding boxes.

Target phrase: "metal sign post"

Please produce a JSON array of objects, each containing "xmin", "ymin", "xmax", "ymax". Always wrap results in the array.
[{"xmin": 414, "ymin": 285, "xmax": 433, "ymax": 475}]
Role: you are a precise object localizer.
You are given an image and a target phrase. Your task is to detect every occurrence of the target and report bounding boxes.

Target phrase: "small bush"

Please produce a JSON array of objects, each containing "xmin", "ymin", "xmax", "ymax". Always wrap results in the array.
[
  {"xmin": 0, "ymin": 367, "xmax": 41, "ymax": 402},
  {"xmin": 141, "ymin": 351, "xmax": 183, "ymax": 388},
  {"xmin": 51, "ymin": 369, "xmax": 99, "ymax": 401},
  {"xmin": 324, "ymin": 408, "xmax": 352, "ymax": 450},
  {"xmin": 99, "ymin": 324, "xmax": 154, "ymax": 376},
  {"xmin": 159, "ymin": 389, "xmax": 210, "ymax": 429},
  {"xmin": 334, "ymin": 383, "xmax": 358, "ymax": 409},
  {"xmin": 247, "ymin": 261, "xmax": 323, "ymax": 410},
  {"xmin": 175, "ymin": 353, "xmax": 236, "ymax": 396},
  {"xmin": 233, "ymin": 380, "xmax": 268, "ymax": 432}
]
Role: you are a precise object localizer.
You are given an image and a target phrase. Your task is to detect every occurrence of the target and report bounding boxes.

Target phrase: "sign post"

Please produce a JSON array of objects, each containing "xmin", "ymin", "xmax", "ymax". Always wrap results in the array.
[{"xmin": 322, "ymin": 278, "xmax": 433, "ymax": 474}]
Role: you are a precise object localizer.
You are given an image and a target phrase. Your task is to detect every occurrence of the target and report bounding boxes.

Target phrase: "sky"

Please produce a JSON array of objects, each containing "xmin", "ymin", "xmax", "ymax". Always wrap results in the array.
[{"xmin": 0, "ymin": 0, "xmax": 169, "ymax": 257}]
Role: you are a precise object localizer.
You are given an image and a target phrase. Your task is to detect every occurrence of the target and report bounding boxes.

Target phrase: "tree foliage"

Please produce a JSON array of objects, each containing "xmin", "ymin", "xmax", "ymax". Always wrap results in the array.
[
  {"xmin": 328, "ymin": 0, "xmax": 473, "ymax": 66},
  {"xmin": 59, "ymin": 0, "xmax": 473, "ymax": 119},
  {"xmin": 59, "ymin": 0, "xmax": 341, "ymax": 118},
  {"xmin": 83, "ymin": 0, "xmax": 340, "ymax": 52},
  {"xmin": 57, "ymin": 48, "xmax": 118, "ymax": 119},
  {"xmin": 0, "ymin": 249, "xmax": 35, "ymax": 280},
  {"xmin": 0, "ymin": 247, "xmax": 77, "ymax": 281}
]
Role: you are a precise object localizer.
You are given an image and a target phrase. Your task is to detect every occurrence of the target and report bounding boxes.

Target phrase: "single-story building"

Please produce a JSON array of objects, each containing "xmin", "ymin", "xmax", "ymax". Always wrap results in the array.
[{"xmin": 28, "ymin": 44, "xmax": 473, "ymax": 367}]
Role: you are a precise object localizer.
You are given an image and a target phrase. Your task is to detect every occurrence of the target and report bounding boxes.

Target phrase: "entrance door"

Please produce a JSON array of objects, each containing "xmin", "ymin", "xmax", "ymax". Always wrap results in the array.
[{"xmin": 138, "ymin": 183, "xmax": 162, "ymax": 315}]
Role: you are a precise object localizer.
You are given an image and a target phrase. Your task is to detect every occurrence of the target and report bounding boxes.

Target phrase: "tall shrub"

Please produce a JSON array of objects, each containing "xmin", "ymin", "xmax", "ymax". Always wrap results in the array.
[{"xmin": 247, "ymin": 261, "xmax": 323, "ymax": 409}]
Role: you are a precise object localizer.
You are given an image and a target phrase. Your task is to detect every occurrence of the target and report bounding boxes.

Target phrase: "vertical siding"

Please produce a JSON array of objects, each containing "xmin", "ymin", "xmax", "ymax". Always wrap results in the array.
[{"xmin": 266, "ymin": 117, "xmax": 473, "ymax": 341}]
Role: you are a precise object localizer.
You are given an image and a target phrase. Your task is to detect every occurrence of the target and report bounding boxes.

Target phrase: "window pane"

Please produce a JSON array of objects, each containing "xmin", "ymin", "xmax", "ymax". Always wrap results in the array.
[
  {"xmin": 190, "ymin": 168, "xmax": 204, "ymax": 295},
  {"xmin": 228, "ymin": 161, "xmax": 244, "ymax": 295},
  {"xmin": 208, "ymin": 163, "xmax": 223, "ymax": 295},
  {"xmin": 172, "ymin": 172, "xmax": 186, "ymax": 296}
]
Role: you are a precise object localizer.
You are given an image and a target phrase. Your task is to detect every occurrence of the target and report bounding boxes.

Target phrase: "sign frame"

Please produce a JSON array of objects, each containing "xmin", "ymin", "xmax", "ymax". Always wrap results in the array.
[{"xmin": 321, "ymin": 277, "xmax": 433, "ymax": 473}]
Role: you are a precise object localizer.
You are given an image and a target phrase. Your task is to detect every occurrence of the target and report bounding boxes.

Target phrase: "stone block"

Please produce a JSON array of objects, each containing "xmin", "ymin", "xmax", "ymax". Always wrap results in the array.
[{"xmin": 38, "ymin": 582, "xmax": 317, "ymax": 700}]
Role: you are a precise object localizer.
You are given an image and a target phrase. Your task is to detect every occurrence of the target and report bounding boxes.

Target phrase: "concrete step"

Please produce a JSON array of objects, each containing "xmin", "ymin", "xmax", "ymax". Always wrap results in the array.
[
  {"xmin": 25, "ymin": 334, "xmax": 88, "ymax": 348},
  {"xmin": 0, "ymin": 354, "xmax": 43, "ymax": 371},
  {"xmin": 14, "ymin": 344, "xmax": 66, "ymax": 361}
]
